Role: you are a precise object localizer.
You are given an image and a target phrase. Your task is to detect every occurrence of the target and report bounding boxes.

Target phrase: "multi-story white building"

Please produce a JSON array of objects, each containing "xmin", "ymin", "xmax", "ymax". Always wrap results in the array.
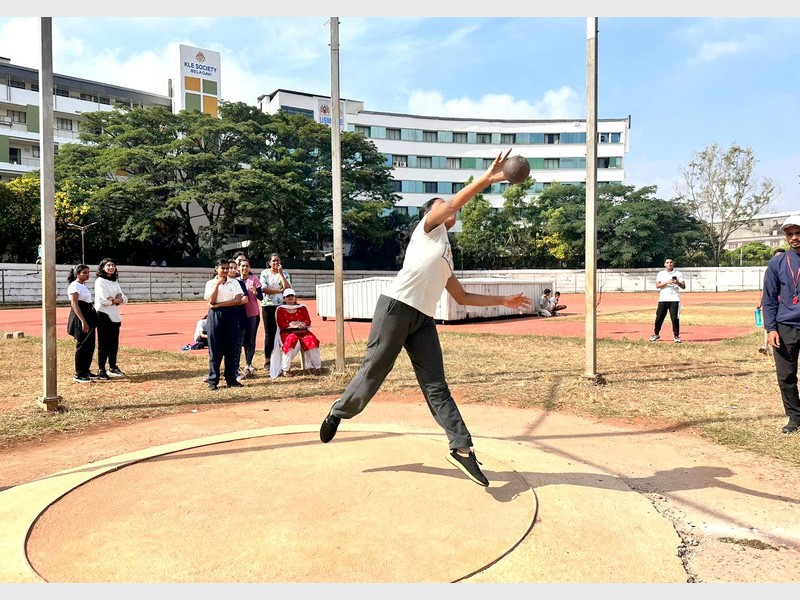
[
  {"xmin": 0, "ymin": 57, "xmax": 172, "ymax": 183},
  {"xmin": 725, "ymin": 210, "xmax": 800, "ymax": 250},
  {"xmin": 258, "ymin": 89, "xmax": 631, "ymax": 222}
]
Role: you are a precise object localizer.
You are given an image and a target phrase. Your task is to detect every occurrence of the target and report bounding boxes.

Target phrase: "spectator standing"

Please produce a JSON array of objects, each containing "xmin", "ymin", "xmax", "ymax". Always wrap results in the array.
[
  {"xmin": 66, "ymin": 264, "xmax": 97, "ymax": 383},
  {"xmin": 94, "ymin": 258, "xmax": 128, "ymax": 380},
  {"xmin": 649, "ymin": 258, "xmax": 685, "ymax": 343},
  {"xmin": 758, "ymin": 248, "xmax": 786, "ymax": 354},
  {"xmin": 762, "ymin": 215, "xmax": 800, "ymax": 434},
  {"xmin": 204, "ymin": 258, "xmax": 246, "ymax": 390},
  {"xmin": 259, "ymin": 253, "xmax": 291, "ymax": 369},
  {"xmin": 237, "ymin": 257, "xmax": 263, "ymax": 377}
]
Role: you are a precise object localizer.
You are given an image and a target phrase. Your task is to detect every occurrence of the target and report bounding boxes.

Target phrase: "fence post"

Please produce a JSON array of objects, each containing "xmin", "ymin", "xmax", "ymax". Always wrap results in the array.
[
  {"xmin": 1, "ymin": 269, "xmax": 4, "ymax": 305},
  {"xmin": 179, "ymin": 273, "xmax": 184, "ymax": 301},
  {"xmin": 149, "ymin": 270, "xmax": 153, "ymax": 301}
]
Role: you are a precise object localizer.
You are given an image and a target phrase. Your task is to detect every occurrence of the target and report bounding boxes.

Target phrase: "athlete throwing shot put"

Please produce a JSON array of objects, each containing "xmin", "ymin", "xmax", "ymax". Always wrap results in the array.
[{"xmin": 320, "ymin": 148, "xmax": 532, "ymax": 487}]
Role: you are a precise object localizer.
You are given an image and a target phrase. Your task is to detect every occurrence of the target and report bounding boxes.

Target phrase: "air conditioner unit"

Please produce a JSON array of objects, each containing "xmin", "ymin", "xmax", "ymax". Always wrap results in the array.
[{"xmin": 395, "ymin": 161, "xmax": 407, "ymax": 167}]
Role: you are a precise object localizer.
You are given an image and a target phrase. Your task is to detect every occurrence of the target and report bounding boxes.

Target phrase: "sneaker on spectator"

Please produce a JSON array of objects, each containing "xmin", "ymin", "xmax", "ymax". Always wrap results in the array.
[
  {"xmin": 649, "ymin": 334, "xmax": 660, "ymax": 342},
  {"xmin": 108, "ymin": 367, "xmax": 125, "ymax": 377},
  {"xmin": 673, "ymin": 337, "xmax": 682, "ymax": 343},
  {"xmin": 72, "ymin": 374, "xmax": 91, "ymax": 384},
  {"xmin": 97, "ymin": 370, "xmax": 110, "ymax": 380},
  {"xmin": 86, "ymin": 371, "xmax": 99, "ymax": 379},
  {"xmin": 447, "ymin": 449, "xmax": 489, "ymax": 487}
]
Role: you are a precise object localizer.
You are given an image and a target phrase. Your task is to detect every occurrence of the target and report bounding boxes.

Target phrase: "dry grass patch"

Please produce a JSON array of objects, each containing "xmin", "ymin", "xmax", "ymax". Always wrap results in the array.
[{"xmin": 2, "ymin": 328, "xmax": 797, "ymax": 467}]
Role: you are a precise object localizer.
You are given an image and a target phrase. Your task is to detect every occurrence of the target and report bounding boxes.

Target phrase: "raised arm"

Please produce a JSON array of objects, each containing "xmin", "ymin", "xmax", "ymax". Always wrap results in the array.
[{"xmin": 424, "ymin": 148, "xmax": 512, "ymax": 232}]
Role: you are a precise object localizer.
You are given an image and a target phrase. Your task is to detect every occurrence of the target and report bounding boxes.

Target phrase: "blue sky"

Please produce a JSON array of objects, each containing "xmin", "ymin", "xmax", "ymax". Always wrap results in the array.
[{"xmin": 1, "ymin": 14, "xmax": 799, "ymax": 214}]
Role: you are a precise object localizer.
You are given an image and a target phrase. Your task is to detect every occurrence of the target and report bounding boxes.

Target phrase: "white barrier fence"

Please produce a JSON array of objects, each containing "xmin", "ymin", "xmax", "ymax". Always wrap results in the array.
[{"xmin": 0, "ymin": 263, "xmax": 769, "ymax": 305}]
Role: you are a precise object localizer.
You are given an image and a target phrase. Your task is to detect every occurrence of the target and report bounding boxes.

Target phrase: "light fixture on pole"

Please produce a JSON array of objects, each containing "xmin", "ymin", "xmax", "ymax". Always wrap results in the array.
[{"xmin": 66, "ymin": 221, "xmax": 98, "ymax": 265}]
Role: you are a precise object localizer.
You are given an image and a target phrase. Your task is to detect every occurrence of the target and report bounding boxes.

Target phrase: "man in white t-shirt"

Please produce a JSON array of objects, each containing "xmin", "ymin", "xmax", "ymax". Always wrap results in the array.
[{"xmin": 650, "ymin": 258, "xmax": 686, "ymax": 343}]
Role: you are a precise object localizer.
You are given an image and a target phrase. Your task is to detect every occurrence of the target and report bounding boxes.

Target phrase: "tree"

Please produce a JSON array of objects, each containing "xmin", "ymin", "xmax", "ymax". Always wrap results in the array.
[
  {"xmin": 676, "ymin": 142, "xmax": 775, "ymax": 266},
  {"xmin": 0, "ymin": 174, "xmax": 40, "ymax": 262},
  {"xmin": 720, "ymin": 241, "xmax": 775, "ymax": 267}
]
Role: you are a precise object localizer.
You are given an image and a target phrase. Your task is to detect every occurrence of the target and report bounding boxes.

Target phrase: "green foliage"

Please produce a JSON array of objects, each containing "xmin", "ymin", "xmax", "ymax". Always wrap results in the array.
[
  {"xmin": 719, "ymin": 241, "xmax": 779, "ymax": 267},
  {"xmin": 0, "ymin": 174, "xmax": 41, "ymax": 262}
]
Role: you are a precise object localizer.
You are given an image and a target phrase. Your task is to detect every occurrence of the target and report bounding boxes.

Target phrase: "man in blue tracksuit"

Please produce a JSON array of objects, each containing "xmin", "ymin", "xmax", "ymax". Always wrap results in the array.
[{"xmin": 762, "ymin": 214, "xmax": 800, "ymax": 434}]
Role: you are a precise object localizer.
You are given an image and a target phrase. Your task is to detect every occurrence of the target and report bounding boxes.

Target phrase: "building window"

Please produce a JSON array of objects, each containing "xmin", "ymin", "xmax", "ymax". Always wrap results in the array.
[
  {"xmin": 423, "ymin": 181, "xmax": 437, "ymax": 194},
  {"xmin": 599, "ymin": 133, "xmax": 609, "ymax": 143},
  {"xmin": 500, "ymin": 133, "xmax": 515, "ymax": 145},
  {"xmin": 387, "ymin": 128, "xmax": 401, "ymax": 140},
  {"xmin": 544, "ymin": 158, "xmax": 559, "ymax": 169},
  {"xmin": 476, "ymin": 133, "xmax": 491, "ymax": 144},
  {"xmin": 418, "ymin": 156, "xmax": 432, "ymax": 169},
  {"xmin": 32, "ymin": 146, "xmax": 40, "ymax": 158},
  {"xmin": 392, "ymin": 155, "xmax": 408, "ymax": 167},
  {"xmin": 545, "ymin": 134, "xmax": 560, "ymax": 144},
  {"xmin": 54, "ymin": 87, "xmax": 70, "ymax": 98},
  {"xmin": 80, "ymin": 93, "xmax": 98, "ymax": 102},
  {"xmin": 446, "ymin": 157, "xmax": 461, "ymax": 169},
  {"xmin": 423, "ymin": 130, "xmax": 437, "ymax": 143},
  {"xmin": 452, "ymin": 182, "xmax": 465, "ymax": 193},
  {"xmin": 453, "ymin": 132, "xmax": 467, "ymax": 143},
  {"xmin": 9, "ymin": 148, "xmax": 21, "ymax": 164},
  {"xmin": 99, "ymin": 97, "xmax": 111, "ymax": 105},
  {"xmin": 482, "ymin": 158, "xmax": 494, "ymax": 169},
  {"xmin": 8, "ymin": 110, "xmax": 26, "ymax": 124},
  {"xmin": 391, "ymin": 180, "xmax": 403, "ymax": 193},
  {"xmin": 355, "ymin": 125, "xmax": 370, "ymax": 137},
  {"xmin": 31, "ymin": 83, "xmax": 39, "ymax": 92},
  {"xmin": 8, "ymin": 79, "xmax": 25, "ymax": 89},
  {"xmin": 56, "ymin": 118, "xmax": 73, "ymax": 131}
]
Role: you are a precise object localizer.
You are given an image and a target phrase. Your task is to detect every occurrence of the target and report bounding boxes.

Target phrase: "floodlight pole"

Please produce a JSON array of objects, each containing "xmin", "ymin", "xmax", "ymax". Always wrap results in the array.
[
  {"xmin": 67, "ymin": 221, "xmax": 98, "ymax": 265},
  {"xmin": 330, "ymin": 17, "xmax": 345, "ymax": 373}
]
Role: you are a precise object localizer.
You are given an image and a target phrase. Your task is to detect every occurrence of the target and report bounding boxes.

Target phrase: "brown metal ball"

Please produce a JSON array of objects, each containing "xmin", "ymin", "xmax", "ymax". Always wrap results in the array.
[{"xmin": 503, "ymin": 156, "xmax": 531, "ymax": 184}]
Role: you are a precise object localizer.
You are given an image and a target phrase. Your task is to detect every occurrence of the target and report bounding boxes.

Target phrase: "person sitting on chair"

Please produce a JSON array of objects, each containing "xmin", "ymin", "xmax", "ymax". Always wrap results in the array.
[{"xmin": 269, "ymin": 289, "xmax": 323, "ymax": 378}]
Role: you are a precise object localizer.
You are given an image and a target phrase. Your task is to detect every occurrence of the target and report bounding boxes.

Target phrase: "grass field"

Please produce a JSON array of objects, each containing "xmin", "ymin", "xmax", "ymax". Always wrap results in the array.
[{"xmin": 2, "ymin": 296, "xmax": 797, "ymax": 467}]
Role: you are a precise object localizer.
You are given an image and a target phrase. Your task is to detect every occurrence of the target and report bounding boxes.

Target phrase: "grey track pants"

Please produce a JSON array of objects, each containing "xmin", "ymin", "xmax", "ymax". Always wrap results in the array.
[{"xmin": 330, "ymin": 294, "xmax": 472, "ymax": 450}]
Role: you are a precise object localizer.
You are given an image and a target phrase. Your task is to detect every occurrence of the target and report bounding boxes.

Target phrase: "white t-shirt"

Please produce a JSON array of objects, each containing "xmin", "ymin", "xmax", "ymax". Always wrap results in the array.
[
  {"xmin": 384, "ymin": 215, "xmax": 453, "ymax": 317},
  {"xmin": 204, "ymin": 277, "xmax": 242, "ymax": 304},
  {"xmin": 656, "ymin": 269, "xmax": 684, "ymax": 302},
  {"xmin": 67, "ymin": 280, "xmax": 92, "ymax": 303}
]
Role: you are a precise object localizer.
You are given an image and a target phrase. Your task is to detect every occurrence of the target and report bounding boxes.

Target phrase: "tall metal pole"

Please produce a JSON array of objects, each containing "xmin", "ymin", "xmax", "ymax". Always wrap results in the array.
[
  {"xmin": 330, "ymin": 17, "xmax": 345, "ymax": 373},
  {"xmin": 584, "ymin": 17, "xmax": 602, "ymax": 383},
  {"xmin": 39, "ymin": 17, "xmax": 62, "ymax": 411}
]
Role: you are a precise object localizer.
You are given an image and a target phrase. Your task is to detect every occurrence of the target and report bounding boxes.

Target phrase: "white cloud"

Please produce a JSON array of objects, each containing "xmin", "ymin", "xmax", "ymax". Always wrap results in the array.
[
  {"xmin": 688, "ymin": 39, "xmax": 746, "ymax": 64},
  {"xmin": 406, "ymin": 86, "xmax": 582, "ymax": 119}
]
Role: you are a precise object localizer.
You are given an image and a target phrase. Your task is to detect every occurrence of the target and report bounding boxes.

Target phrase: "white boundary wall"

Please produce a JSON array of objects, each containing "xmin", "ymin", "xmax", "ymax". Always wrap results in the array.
[{"xmin": 0, "ymin": 263, "xmax": 769, "ymax": 305}]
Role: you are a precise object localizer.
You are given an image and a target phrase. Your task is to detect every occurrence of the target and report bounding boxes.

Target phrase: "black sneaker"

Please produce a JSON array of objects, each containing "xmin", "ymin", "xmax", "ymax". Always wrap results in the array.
[
  {"xmin": 781, "ymin": 421, "xmax": 799, "ymax": 434},
  {"xmin": 72, "ymin": 374, "xmax": 91, "ymax": 384},
  {"xmin": 96, "ymin": 370, "xmax": 110, "ymax": 380},
  {"xmin": 208, "ymin": 382, "xmax": 218, "ymax": 391},
  {"xmin": 228, "ymin": 381, "xmax": 243, "ymax": 388},
  {"xmin": 108, "ymin": 367, "xmax": 125, "ymax": 377},
  {"xmin": 320, "ymin": 406, "xmax": 341, "ymax": 443},
  {"xmin": 447, "ymin": 449, "xmax": 489, "ymax": 487},
  {"xmin": 87, "ymin": 371, "xmax": 99, "ymax": 379}
]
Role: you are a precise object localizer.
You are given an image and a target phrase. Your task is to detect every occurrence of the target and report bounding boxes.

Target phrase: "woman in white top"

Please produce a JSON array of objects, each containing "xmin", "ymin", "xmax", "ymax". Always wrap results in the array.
[
  {"xmin": 66, "ymin": 263, "xmax": 97, "ymax": 383},
  {"xmin": 94, "ymin": 258, "xmax": 128, "ymax": 380}
]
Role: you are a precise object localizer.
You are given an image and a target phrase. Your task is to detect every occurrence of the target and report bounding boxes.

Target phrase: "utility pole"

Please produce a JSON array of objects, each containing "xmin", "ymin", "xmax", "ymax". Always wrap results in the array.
[
  {"xmin": 585, "ymin": 17, "xmax": 604, "ymax": 384},
  {"xmin": 330, "ymin": 17, "xmax": 345, "ymax": 373},
  {"xmin": 38, "ymin": 17, "xmax": 62, "ymax": 411}
]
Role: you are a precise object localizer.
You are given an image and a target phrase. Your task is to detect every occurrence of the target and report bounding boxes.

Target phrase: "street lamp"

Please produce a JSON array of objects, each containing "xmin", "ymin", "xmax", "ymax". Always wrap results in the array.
[{"xmin": 66, "ymin": 221, "xmax": 98, "ymax": 265}]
